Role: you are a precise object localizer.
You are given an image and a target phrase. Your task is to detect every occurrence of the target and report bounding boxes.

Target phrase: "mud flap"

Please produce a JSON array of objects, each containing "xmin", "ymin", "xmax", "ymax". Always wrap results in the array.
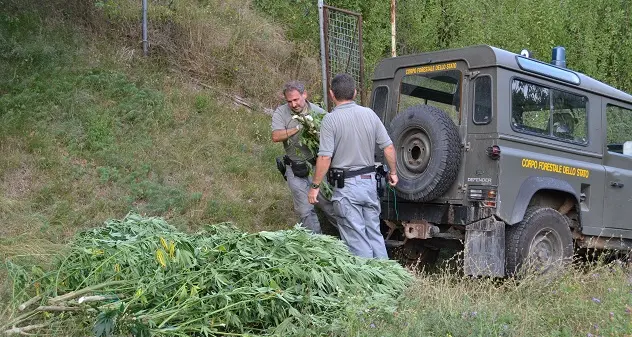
[{"xmin": 464, "ymin": 217, "xmax": 505, "ymax": 277}]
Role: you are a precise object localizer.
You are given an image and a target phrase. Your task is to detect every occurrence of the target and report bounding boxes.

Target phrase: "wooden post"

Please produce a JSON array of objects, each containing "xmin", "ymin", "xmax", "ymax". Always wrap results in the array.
[{"xmin": 391, "ymin": 0, "xmax": 396, "ymax": 57}]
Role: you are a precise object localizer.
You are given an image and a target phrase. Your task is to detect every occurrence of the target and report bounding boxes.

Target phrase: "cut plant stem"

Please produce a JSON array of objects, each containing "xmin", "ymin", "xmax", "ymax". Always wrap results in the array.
[
  {"xmin": 48, "ymin": 280, "xmax": 127, "ymax": 304},
  {"xmin": 3, "ymin": 323, "xmax": 50, "ymax": 335},
  {"xmin": 18, "ymin": 295, "xmax": 42, "ymax": 311}
]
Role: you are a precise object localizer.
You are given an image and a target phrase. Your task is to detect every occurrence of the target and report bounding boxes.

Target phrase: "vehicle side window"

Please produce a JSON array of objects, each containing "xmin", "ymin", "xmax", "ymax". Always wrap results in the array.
[
  {"xmin": 473, "ymin": 76, "xmax": 492, "ymax": 124},
  {"xmin": 606, "ymin": 104, "xmax": 632, "ymax": 154},
  {"xmin": 371, "ymin": 86, "xmax": 388, "ymax": 118},
  {"xmin": 511, "ymin": 79, "xmax": 588, "ymax": 144},
  {"xmin": 398, "ymin": 69, "xmax": 462, "ymax": 125}
]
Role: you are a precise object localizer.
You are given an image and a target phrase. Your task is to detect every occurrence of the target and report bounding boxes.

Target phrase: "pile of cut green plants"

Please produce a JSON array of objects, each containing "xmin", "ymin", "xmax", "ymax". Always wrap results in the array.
[{"xmin": 3, "ymin": 213, "xmax": 412, "ymax": 336}]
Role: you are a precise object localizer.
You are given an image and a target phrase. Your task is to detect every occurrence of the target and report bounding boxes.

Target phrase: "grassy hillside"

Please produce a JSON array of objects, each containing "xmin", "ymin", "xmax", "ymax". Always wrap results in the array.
[
  {"xmin": 0, "ymin": 0, "xmax": 312, "ymax": 239},
  {"xmin": 2, "ymin": 1, "xmax": 632, "ymax": 336},
  {"xmin": 0, "ymin": 1, "xmax": 317, "ymax": 301}
]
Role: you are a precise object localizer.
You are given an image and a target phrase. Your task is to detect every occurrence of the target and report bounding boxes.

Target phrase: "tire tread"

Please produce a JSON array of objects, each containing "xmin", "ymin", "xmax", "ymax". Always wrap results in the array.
[
  {"xmin": 505, "ymin": 207, "xmax": 573, "ymax": 276},
  {"xmin": 389, "ymin": 105, "xmax": 461, "ymax": 202}
]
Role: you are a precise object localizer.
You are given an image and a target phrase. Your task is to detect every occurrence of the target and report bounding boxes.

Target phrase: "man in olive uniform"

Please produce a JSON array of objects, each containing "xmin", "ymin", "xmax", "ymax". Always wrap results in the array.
[
  {"xmin": 272, "ymin": 81, "xmax": 335, "ymax": 233},
  {"xmin": 308, "ymin": 73, "xmax": 398, "ymax": 258}
]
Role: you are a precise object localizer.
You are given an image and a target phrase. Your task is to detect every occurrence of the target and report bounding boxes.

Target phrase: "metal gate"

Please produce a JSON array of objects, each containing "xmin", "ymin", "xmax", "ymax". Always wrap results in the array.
[{"xmin": 318, "ymin": 1, "xmax": 364, "ymax": 110}]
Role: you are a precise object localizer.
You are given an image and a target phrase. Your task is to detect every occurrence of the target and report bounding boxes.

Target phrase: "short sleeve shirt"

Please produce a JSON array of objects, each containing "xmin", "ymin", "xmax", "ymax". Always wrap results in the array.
[
  {"xmin": 271, "ymin": 102, "xmax": 326, "ymax": 162},
  {"xmin": 318, "ymin": 102, "xmax": 392, "ymax": 170}
]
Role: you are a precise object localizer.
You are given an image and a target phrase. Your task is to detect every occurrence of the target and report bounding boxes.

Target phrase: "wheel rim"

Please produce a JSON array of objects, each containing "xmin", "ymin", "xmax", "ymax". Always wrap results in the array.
[
  {"xmin": 397, "ymin": 128, "xmax": 432, "ymax": 178},
  {"xmin": 526, "ymin": 227, "xmax": 564, "ymax": 273}
]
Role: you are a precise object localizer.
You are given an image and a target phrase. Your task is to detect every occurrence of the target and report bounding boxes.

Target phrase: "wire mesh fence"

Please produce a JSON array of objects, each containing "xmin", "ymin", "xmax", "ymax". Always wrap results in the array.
[{"xmin": 321, "ymin": 5, "xmax": 364, "ymax": 109}]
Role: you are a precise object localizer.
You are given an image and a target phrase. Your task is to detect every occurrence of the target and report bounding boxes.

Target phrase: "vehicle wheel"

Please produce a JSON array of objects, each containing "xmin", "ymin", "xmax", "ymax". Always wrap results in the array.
[
  {"xmin": 505, "ymin": 207, "xmax": 573, "ymax": 276},
  {"xmin": 389, "ymin": 105, "xmax": 461, "ymax": 202}
]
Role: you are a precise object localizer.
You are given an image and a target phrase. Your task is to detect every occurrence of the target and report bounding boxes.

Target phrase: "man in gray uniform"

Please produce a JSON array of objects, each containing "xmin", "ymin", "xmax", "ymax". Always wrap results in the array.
[
  {"xmin": 307, "ymin": 74, "xmax": 398, "ymax": 258},
  {"xmin": 272, "ymin": 81, "xmax": 334, "ymax": 233}
]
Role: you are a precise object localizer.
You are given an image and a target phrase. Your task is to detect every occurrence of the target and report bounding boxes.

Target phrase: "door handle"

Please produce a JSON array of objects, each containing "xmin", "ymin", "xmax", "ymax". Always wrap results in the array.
[{"xmin": 610, "ymin": 181, "xmax": 624, "ymax": 188}]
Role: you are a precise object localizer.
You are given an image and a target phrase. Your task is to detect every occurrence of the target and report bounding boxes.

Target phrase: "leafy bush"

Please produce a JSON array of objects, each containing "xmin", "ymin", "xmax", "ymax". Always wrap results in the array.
[{"xmin": 4, "ymin": 214, "xmax": 412, "ymax": 336}]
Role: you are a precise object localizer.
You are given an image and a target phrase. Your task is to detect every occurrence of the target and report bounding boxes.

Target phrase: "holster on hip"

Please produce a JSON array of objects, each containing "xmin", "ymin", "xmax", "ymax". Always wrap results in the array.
[
  {"xmin": 275, "ymin": 156, "xmax": 287, "ymax": 181},
  {"xmin": 284, "ymin": 155, "xmax": 310, "ymax": 178},
  {"xmin": 327, "ymin": 168, "xmax": 345, "ymax": 188},
  {"xmin": 327, "ymin": 165, "xmax": 376, "ymax": 189}
]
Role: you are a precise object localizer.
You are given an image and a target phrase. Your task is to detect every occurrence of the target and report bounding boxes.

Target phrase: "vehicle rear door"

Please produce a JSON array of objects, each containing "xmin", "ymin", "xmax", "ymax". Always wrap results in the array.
[{"xmin": 601, "ymin": 101, "xmax": 632, "ymax": 238}]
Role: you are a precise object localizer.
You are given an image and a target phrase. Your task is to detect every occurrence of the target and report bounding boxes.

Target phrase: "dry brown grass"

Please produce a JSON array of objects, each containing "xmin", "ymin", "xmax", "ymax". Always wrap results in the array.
[
  {"xmin": 346, "ymin": 260, "xmax": 632, "ymax": 336},
  {"xmin": 78, "ymin": 0, "xmax": 323, "ymax": 107},
  {"xmin": 159, "ymin": 0, "xmax": 321, "ymax": 106},
  {"xmin": 3, "ymin": 0, "xmax": 322, "ymax": 106}
]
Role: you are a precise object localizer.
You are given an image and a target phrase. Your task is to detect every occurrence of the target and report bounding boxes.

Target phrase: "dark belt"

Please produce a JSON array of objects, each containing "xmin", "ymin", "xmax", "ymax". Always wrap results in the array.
[
  {"xmin": 340, "ymin": 165, "xmax": 375, "ymax": 178},
  {"xmin": 283, "ymin": 155, "xmax": 316, "ymax": 166}
]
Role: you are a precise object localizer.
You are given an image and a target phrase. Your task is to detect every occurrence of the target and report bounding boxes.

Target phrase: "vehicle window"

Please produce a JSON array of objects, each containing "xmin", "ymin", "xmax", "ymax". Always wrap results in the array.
[
  {"xmin": 473, "ymin": 76, "xmax": 492, "ymax": 125},
  {"xmin": 511, "ymin": 79, "xmax": 588, "ymax": 144},
  {"xmin": 606, "ymin": 105, "xmax": 632, "ymax": 153},
  {"xmin": 371, "ymin": 86, "xmax": 388, "ymax": 118},
  {"xmin": 398, "ymin": 69, "xmax": 461, "ymax": 125}
]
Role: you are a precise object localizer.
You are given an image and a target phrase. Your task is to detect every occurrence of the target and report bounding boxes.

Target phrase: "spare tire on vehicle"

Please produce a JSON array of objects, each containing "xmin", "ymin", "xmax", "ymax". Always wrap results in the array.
[{"xmin": 389, "ymin": 104, "xmax": 461, "ymax": 202}]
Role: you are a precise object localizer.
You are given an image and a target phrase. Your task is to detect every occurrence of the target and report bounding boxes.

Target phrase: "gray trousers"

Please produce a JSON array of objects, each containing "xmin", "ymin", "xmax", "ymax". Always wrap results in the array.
[
  {"xmin": 331, "ymin": 173, "xmax": 387, "ymax": 259},
  {"xmin": 285, "ymin": 165, "xmax": 336, "ymax": 234}
]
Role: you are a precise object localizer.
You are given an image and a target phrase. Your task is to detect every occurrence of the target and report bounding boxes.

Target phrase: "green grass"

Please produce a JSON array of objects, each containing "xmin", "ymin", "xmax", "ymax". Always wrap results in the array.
[
  {"xmin": 0, "ymin": 10, "xmax": 294, "ymax": 242},
  {"xmin": 346, "ymin": 261, "xmax": 632, "ymax": 337}
]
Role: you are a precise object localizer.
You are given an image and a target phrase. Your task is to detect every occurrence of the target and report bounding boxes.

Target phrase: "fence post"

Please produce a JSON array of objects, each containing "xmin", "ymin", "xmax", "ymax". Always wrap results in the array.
[
  {"xmin": 391, "ymin": 0, "xmax": 396, "ymax": 57},
  {"xmin": 142, "ymin": 0, "xmax": 148, "ymax": 56},
  {"xmin": 358, "ymin": 13, "xmax": 365, "ymax": 105},
  {"xmin": 318, "ymin": 0, "xmax": 329, "ymax": 110}
]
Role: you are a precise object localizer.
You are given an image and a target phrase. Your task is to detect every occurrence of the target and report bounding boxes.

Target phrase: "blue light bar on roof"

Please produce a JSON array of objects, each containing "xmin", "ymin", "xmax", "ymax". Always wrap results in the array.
[{"xmin": 516, "ymin": 56, "xmax": 580, "ymax": 85}]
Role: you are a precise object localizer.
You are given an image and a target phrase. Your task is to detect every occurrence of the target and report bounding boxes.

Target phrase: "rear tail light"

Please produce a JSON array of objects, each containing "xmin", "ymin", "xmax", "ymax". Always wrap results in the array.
[
  {"xmin": 468, "ymin": 186, "xmax": 497, "ymax": 207},
  {"xmin": 468, "ymin": 189, "xmax": 484, "ymax": 199}
]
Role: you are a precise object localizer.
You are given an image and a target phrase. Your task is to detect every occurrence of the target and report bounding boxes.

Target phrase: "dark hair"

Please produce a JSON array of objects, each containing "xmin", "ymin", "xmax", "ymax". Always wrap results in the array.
[
  {"xmin": 330, "ymin": 73, "xmax": 355, "ymax": 101},
  {"xmin": 283, "ymin": 80, "xmax": 306, "ymax": 95}
]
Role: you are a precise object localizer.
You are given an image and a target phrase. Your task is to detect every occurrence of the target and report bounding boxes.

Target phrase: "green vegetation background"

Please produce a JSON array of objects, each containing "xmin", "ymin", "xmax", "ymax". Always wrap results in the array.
[{"xmin": 255, "ymin": 0, "xmax": 632, "ymax": 94}]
